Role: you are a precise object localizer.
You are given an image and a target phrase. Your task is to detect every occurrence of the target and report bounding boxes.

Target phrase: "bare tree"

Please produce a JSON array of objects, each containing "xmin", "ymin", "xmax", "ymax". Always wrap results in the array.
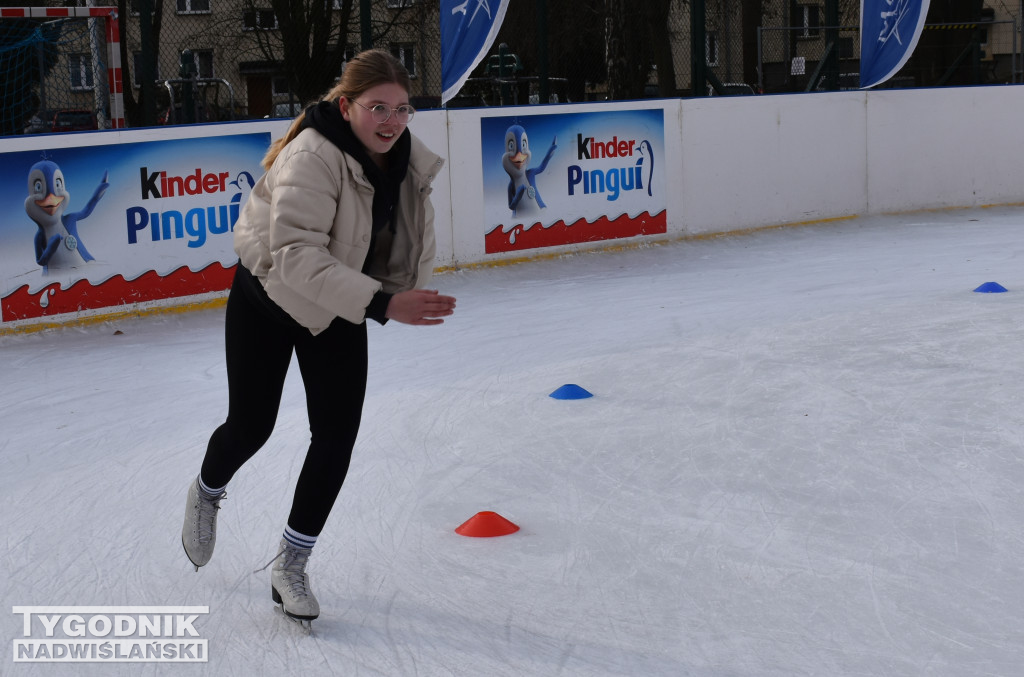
[
  {"xmin": 117, "ymin": 0, "xmax": 164, "ymax": 127},
  {"xmin": 244, "ymin": 0, "xmax": 356, "ymax": 105},
  {"xmin": 487, "ymin": 0, "xmax": 605, "ymax": 103},
  {"xmin": 645, "ymin": 0, "xmax": 677, "ymax": 96},
  {"xmin": 606, "ymin": 0, "xmax": 679, "ymax": 99},
  {"xmin": 605, "ymin": 0, "xmax": 648, "ymax": 99},
  {"xmin": 740, "ymin": 0, "xmax": 761, "ymax": 87}
]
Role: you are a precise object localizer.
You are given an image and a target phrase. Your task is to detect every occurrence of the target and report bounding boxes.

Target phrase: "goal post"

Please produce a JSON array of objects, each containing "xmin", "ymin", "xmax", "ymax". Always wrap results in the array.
[{"xmin": 0, "ymin": 6, "xmax": 124, "ymax": 132}]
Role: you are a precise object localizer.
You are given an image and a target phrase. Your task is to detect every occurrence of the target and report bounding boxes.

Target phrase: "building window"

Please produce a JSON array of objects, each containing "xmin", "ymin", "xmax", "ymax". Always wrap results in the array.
[
  {"xmin": 272, "ymin": 76, "xmax": 292, "ymax": 96},
  {"xmin": 132, "ymin": 51, "xmax": 161, "ymax": 88},
  {"xmin": 192, "ymin": 49, "xmax": 214, "ymax": 79},
  {"xmin": 838, "ymin": 36, "xmax": 854, "ymax": 59},
  {"xmin": 243, "ymin": 9, "xmax": 278, "ymax": 30},
  {"xmin": 177, "ymin": 0, "xmax": 211, "ymax": 15},
  {"xmin": 795, "ymin": 3, "xmax": 821, "ymax": 39},
  {"xmin": 390, "ymin": 43, "xmax": 415, "ymax": 77},
  {"xmin": 69, "ymin": 53, "xmax": 93, "ymax": 91}
]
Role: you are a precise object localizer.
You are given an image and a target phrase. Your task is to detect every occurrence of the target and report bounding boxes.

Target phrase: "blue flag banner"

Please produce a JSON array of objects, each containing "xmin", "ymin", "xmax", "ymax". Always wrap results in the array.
[
  {"xmin": 441, "ymin": 0, "xmax": 510, "ymax": 105},
  {"xmin": 860, "ymin": 0, "xmax": 931, "ymax": 89}
]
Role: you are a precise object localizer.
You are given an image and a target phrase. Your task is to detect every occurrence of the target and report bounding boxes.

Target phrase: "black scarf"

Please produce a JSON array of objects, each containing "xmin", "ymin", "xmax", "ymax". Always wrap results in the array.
[{"xmin": 303, "ymin": 100, "xmax": 411, "ymax": 237}]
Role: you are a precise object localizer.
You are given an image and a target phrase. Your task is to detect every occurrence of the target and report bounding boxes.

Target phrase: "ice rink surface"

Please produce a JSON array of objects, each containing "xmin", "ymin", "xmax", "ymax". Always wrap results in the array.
[{"xmin": 3, "ymin": 207, "xmax": 1024, "ymax": 676}]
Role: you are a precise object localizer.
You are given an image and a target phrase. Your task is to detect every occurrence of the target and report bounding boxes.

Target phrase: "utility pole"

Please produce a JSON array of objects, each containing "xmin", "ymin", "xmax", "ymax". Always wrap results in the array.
[
  {"xmin": 691, "ymin": 0, "xmax": 706, "ymax": 95},
  {"xmin": 86, "ymin": 0, "xmax": 108, "ymax": 128},
  {"xmin": 741, "ymin": 0, "xmax": 761, "ymax": 88},
  {"xmin": 823, "ymin": 0, "xmax": 839, "ymax": 90},
  {"xmin": 138, "ymin": 0, "xmax": 157, "ymax": 125},
  {"xmin": 538, "ymin": 0, "xmax": 549, "ymax": 104},
  {"xmin": 361, "ymin": 0, "xmax": 371, "ymax": 50}
]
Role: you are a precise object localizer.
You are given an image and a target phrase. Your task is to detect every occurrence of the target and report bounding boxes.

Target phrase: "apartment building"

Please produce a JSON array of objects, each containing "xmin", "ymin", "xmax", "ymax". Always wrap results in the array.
[{"xmin": 130, "ymin": 0, "xmax": 442, "ymax": 119}]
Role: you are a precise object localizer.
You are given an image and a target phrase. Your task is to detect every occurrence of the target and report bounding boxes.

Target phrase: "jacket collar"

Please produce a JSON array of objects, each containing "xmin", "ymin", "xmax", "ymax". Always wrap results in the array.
[{"xmin": 406, "ymin": 135, "xmax": 445, "ymax": 190}]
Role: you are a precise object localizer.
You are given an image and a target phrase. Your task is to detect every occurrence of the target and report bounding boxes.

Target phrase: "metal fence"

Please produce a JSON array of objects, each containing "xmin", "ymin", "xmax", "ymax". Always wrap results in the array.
[
  {"xmin": 0, "ymin": 0, "xmax": 449, "ymax": 133},
  {"xmin": 117, "ymin": 0, "xmax": 446, "ymax": 126},
  {"xmin": 759, "ymin": 21, "xmax": 1019, "ymax": 94},
  {"xmin": 2, "ymin": 1, "xmax": 1023, "ymax": 136}
]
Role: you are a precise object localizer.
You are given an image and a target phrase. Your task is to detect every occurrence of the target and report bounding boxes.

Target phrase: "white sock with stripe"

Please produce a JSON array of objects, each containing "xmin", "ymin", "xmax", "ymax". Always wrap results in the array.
[
  {"xmin": 197, "ymin": 475, "xmax": 226, "ymax": 497},
  {"xmin": 283, "ymin": 526, "xmax": 317, "ymax": 551}
]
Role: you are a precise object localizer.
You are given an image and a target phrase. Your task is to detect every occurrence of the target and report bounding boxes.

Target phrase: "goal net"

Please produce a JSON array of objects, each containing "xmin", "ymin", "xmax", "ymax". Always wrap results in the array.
[{"xmin": 0, "ymin": 7, "xmax": 123, "ymax": 136}]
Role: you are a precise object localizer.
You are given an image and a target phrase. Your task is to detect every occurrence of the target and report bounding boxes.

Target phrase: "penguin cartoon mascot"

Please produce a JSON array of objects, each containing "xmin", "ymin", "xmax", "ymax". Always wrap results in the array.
[
  {"xmin": 502, "ymin": 125, "xmax": 556, "ymax": 218},
  {"xmin": 25, "ymin": 160, "xmax": 109, "ymax": 274}
]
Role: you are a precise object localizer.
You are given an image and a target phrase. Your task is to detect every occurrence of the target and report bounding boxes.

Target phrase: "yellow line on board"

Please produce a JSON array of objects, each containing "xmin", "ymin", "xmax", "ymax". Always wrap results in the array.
[
  {"xmin": 682, "ymin": 214, "xmax": 858, "ymax": 243},
  {"xmin": 0, "ymin": 297, "xmax": 228, "ymax": 337},
  {"xmin": 435, "ymin": 214, "xmax": 860, "ymax": 274}
]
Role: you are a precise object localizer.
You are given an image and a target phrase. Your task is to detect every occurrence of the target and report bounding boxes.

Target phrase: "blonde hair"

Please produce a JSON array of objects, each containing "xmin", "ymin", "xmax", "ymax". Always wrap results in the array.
[{"xmin": 261, "ymin": 49, "xmax": 413, "ymax": 170}]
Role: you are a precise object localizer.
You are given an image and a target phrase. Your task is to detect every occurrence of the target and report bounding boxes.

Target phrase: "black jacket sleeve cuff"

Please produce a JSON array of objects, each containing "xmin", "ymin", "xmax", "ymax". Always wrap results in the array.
[{"xmin": 366, "ymin": 290, "xmax": 393, "ymax": 325}]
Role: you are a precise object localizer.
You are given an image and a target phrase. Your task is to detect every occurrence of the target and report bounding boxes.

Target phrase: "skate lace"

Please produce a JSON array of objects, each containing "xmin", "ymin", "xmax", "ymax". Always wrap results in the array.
[
  {"xmin": 256, "ymin": 545, "xmax": 313, "ymax": 599},
  {"xmin": 195, "ymin": 491, "xmax": 225, "ymax": 545}
]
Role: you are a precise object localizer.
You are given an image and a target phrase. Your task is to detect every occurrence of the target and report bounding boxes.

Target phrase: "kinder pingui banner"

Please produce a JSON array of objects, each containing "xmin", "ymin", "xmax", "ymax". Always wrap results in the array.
[
  {"xmin": 0, "ymin": 133, "xmax": 269, "ymax": 323},
  {"xmin": 481, "ymin": 109, "xmax": 666, "ymax": 254}
]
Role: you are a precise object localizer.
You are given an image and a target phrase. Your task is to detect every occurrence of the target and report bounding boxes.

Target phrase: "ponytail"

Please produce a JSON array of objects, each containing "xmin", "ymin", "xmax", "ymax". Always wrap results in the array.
[{"xmin": 262, "ymin": 114, "xmax": 308, "ymax": 170}]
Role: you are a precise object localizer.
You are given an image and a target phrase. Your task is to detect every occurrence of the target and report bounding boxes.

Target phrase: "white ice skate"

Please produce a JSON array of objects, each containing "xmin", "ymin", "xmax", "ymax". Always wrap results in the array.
[
  {"xmin": 181, "ymin": 477, "xmax": 226, "ymax": 571},
  {"xmin": 269, "ymin": 539, "xmax": 320, "ymax": 629}
]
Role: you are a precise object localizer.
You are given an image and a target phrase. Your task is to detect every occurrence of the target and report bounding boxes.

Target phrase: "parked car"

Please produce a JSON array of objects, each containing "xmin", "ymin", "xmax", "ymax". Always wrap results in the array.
[
  {"xmin": 264, "ymin": 101, "xmax": 304, "ymax": 119},
  {"xmin": 52, "ymin": 109, "xmax": 98, "ymax": 131},
  {"xmin": 24, "ymin": 109, "xmax": 98, "ymax": 134},
  {"xmin": 707, "ymin": 82, "xmax": 757, "ymax": 96},
  {"xmin": 22, "ymin": 109, "xmax": 56, "ymax": 134},
  {"xmin": 25, "ymin": 109, "xmax": 99, "ymax": 133}
]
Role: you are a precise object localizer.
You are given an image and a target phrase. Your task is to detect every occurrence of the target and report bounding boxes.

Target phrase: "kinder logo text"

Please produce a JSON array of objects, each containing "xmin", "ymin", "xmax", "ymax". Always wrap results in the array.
[
  {"xmin": 12, "ymin": 606, "xmax": 209, "ymax": 663},
  {"xmin": 568, "ymin": 133, "xmax": 655, "ymax": 202},
  {"xmin": 127, "ymin": 167, "xmax": 254, "ymax": 249},
  {"xmin": 139, "ymin": 167, "xmax": 231, "ymax": 200}
]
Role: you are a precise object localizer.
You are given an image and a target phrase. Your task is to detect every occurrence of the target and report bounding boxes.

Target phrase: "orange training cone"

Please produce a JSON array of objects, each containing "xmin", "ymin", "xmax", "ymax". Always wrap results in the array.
[{"xmin": 455, "ymin": 511, "xmax": 520, "ymax": 537}]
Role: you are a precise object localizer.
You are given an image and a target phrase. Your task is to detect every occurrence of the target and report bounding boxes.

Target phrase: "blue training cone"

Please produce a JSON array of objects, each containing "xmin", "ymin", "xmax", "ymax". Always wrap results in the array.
[
  {"xmin": 974, "ymin": 282, "xmax": 1008, "ymax": 293},
  {"xmin": 549, "ymin": 384, "xmax": 593, "ymax": 400}
]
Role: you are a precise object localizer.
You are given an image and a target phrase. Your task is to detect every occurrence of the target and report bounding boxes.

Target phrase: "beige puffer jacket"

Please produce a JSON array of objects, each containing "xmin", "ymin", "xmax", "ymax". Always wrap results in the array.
[{"xmin": 233, "ymin": 127, "xmax": 444, "ymax": 334}]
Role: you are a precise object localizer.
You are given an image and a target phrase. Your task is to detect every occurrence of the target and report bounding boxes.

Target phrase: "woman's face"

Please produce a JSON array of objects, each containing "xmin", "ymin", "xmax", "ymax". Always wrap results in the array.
[{"xmin": 340, "ymin": 82, "xmax": 410, "ymax": 162}]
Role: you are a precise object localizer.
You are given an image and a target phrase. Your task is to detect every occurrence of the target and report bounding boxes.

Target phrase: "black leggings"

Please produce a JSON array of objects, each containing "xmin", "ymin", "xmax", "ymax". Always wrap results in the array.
[{"xmin": 200, "ymin": 265, "xmax": 368, "ymax": 537}]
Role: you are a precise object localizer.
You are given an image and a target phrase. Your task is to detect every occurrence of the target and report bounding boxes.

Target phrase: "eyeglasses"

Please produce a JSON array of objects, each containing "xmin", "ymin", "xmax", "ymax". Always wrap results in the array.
[{"xmin": 351, "ymin": 100, "xmax": 415, "ymax": 124}]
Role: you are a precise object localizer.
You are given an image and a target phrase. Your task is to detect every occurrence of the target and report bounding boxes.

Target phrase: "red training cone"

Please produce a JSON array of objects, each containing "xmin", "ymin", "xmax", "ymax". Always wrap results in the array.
[{"xmin": 455, "ymin": 511, "xmax": 520, "ymax": 537}]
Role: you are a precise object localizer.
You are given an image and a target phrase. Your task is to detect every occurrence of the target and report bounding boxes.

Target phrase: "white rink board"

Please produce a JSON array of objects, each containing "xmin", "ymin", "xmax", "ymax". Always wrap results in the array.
[{"xmin": 2, "ymin": 85, "xmax": 1023, "ymax": 329}]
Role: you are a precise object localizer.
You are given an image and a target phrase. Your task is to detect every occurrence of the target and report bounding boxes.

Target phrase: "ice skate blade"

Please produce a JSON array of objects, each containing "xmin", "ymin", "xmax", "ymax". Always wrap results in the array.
[
  {"xmin": 272, "ymin": 602, "xmax": 315, "ymax": 634},
  {"xmin": 181, "ymin": 536, "xmax": 202, "ymax": 572},
  {"xmin": 271, "ymin": 586, "xmax": 319, "ymax": 623}
]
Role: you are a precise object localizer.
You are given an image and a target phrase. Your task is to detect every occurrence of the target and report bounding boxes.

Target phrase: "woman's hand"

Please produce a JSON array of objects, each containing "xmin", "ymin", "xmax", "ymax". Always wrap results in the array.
[{"xmin": 386, "ymin": 289, "xmax": 456, "ymax": 325}]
